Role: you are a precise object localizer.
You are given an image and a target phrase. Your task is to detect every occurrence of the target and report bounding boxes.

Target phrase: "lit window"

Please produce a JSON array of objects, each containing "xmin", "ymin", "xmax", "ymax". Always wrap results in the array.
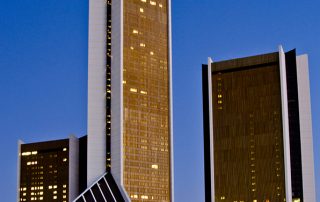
[
  {"xmin": 150, "ymin": 51, "xmax": 154, "ymax": 55},
  {"xmin": 141, "ymin": 195, "xmax": 149, "ymax": 199},
  {"xmin": 140, "ymin": 8, "xmax": 144, "ymax": 13},
  {"xmin": 53, "ymin": 191, "xmax": 57, "ymax": 194},
  {"xmin": 22, "ymin": 152, "xmax": 31, "ymax": 156},
  {"xmin": 53, "ymin": 185, "xmax": 57, "ymax": 189},
  {"xmin": 217, "ymin": 94, "xmax": 222, "ymax": 98},
  {"xmin": 39, "ymin": 197, "xmax": 43, "ymax": 200},
  {"xmin": 123, "ymin": 80, "xmax": 127, "ymax": 84},
  {"xmin": 218, "ymin": 100, "xmax": 222, "ymax": 104},
  {"xmin": 140, "ymin": 43, "xmax": 146, "ymax": 47},
  {"xmin": 53, "ymin": 196, "xmax": 57, "ymax": 199},
  {"xmin": 130, "ymin": 88, "xmax": 138, "ymax": 93},
  {"xmin": 130, "ymin": 46, "xmax": 134, "ymax": 50},
  {"xmin": 220, "ymin": 196, "xmax": 225, "ymax": 200},
  {"xmin": 141, "ymin": 0, "xmax": 146, "ymax": 2},
  {"xmin": 150, "ymin": 1, "xmax": 156, "ymax": 5},
  {"xmin": 63, "ymin": 195, "xmax": 66, "ymax": 199},
  {"xmin": 31, "ymin": 151, "xmax": 37, "ymax": 155},
  {"xmin": 159, "ymin": 3, "xmax": 163, "ymax": 8},
  {"xmin": 63, "ymin": 185, "xmax": 67, "ymax": 188},
  {"xmin": 253, "ymin": 200, "xmax": 257, "ymax": 202},
  {"xmin": 140, "ymin": 91, "xmax": 147, "ymax": 95},
  {"xmin": 63, "ymin": 158, "xmax": 67, "ymax": 162},
  {"xmin": 63, "ymin": 148, "xmax": 67, "ymax": 151},
  {"xmin": 151, "ymin": 164, "xmax": 158, "ymax": 169},
  {"xmin": 132, "ymin": 29, "xmax": 139, "ymax": 34}
]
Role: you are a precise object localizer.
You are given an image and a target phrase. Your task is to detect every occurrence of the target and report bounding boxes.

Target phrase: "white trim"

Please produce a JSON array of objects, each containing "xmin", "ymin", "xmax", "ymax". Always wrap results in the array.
[
  {"xmin": 103, "ymin": 177, "xmax": 117, "ymax": 201},
  {"xmin": 97, "ymin": 182, "xmax": 108, "ymax": 202},
  {"xmin": 168, "ymin": 0, "xmax": 174, "ymax": 201},
  {"xmin": 207, "ymin": 57, "xmax": 215, "ymax": 202},
  {"xmin": 17, "ymin": 140, "xmax": 24, "ymax": 202},
  {"xmin": 110, "ymin": 0, "xmax": 129, "ymax": 200},
  {"xmin": 69, "ymin": 135, "xmax": 79, "ymax": 201},
  {"xmin": 90, "ymin": 189, "xmax": 97, "ymax": 202},
  {"xmin": 296, "ymin": 54, "xmax": 316, "ymax": 202},
  {"xmin": 278, "ymin": 45, "xmax": 292, "ymax": 202}
]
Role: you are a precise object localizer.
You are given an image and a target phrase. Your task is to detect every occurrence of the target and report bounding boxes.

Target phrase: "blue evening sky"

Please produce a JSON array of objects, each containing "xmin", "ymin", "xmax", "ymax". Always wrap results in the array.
[{"xmin": 0, "ymin": 0, "xmax": 319, "ymax": 201}]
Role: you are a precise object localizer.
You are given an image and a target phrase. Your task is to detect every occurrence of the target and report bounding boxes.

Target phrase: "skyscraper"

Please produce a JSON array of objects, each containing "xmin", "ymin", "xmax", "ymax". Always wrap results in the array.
[
  {"xmin": 17, "ymin": 136, "xmax": 81, "ymax": 202},
  {"xmin": 86, "ymin": 0, "xmax": 173, "ymax": 201},
  {"xmin": 202, "ymin": 46, "xmax": 316, "ymax": 202}
]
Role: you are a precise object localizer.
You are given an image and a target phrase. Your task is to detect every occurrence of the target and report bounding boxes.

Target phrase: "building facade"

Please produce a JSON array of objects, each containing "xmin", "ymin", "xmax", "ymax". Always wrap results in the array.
[
  {"xmin": 87, "ymin": 0, "xmax": 173, "ymax": 201},
  {"xmin": 202, "ymin": 46, "xmax": 316, "ymax": 202},
  {"xmin": 17, "ymin": 136, "xmax": 80, "ymax": 202}
]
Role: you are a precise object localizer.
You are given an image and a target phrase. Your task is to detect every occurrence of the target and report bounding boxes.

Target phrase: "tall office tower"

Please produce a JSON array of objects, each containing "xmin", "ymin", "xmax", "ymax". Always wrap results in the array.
[
  {"xmin": 17, "ymin": 136, "xmax": 80, "ymax": 202},
  {"xmin": 202, "ymin": 46, "xmax": 316, "ymax": 202},
  {"xmin": 87, "ymin": 0, "xmax": 173, "ymax": 201}
]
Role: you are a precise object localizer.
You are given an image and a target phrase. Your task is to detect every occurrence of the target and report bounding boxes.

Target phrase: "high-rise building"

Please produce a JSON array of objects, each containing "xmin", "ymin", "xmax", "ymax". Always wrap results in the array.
[
  {"xmin": 86, "ymin": 0, "xmax": 173, "ymax": 202},
  {"xmin": 202, "ymin": 46, "xmax": 316, "ymax": 202},
  {"xmin": 17, "ymin": 136, "xmax": 81, "ymax": 202}
]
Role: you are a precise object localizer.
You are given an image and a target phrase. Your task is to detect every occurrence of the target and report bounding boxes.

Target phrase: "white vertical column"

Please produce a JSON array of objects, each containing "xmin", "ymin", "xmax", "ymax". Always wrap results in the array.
[
  {"xmin": 207, "ymin": 57, "xmax": 215, "ymax": 202},
  {"xmin": 69, "ymin": 135, "xmax": 79, "ymax": 201},
  {"xmin": 17, "ymin": 140, "xmax": 24, "ymax": 202},
  {"xmin": 278, "ymin": 45, "xmax": 292, "ymax": 202},
  {"xmin": 87, "ymin": 0, "xmax": 107, "ymax": 186},
  {"xmin": 168, "ymin": 0, "xmax": 174, "ymax": 201},
  {"xmin": 110, "ymin": 0, "xmax": 129, "ymax": 201},
  {"xmin": 296, "ymin": 54, "xmax": 316, "ymax": 202}
]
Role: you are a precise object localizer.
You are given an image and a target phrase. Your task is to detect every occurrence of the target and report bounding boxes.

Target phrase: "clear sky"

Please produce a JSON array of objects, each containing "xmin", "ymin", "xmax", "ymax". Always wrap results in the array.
[{"xmin": 0, "ymin": 0, "xmax": 319, "ymax": 201}]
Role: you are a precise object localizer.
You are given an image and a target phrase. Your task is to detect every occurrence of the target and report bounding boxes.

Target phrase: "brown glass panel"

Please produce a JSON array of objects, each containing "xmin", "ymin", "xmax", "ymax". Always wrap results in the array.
[
  {"xmin": 211, "ymin": 56, "xmax": 287, "ymax": 202},
  {"xmin": 123, "ymin": 0, "xmax": 171, "ymax": 201}
]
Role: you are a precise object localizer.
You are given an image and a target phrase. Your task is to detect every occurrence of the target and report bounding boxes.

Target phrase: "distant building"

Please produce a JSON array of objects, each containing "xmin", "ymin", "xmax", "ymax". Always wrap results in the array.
[
  {"xmin": 17, "ymin": 136, "xmax": 84, "ymax": 202},
  {"xmin": 202, "ymin": 46, "xmax": 316, "ymax": 202}
]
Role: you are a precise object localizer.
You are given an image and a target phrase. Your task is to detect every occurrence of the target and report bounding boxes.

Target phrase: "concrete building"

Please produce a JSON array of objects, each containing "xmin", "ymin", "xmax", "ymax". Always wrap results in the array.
[{"xmin": 202, "ymin": 46, "xmax": 316, "ymax": 202}]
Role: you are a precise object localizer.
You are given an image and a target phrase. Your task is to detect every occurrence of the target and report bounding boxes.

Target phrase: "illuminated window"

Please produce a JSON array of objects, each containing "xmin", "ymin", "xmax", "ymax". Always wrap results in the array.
[
  {"xmin": 63, "ymin": 148, "xmax": 67, "ymax": 151},
  {"xmin": 63, "ymin": 185, "xmax": 67, "ymax": 188},
  {"xmin": 150, "ymin": 51, "xmax": 154, "ymax": 55},
  {"xmin": 220, "ymin": 196, "xmax": 226, "ymax": 200},
  {"xmin": 141, "ymin": 195, "xmax": 149, "ymax": 199},
  {"xmin": 132, "ymin": 29, "xmax": 139, "ymax": 34},
  {"xmin": 151, "ymin": 164, "xmax": 158, "ymax": 169},
  {"xmin": 123, "ymin": 80, "xmax": 127, "ymax": 84},
  {"xmin": 140, "ymin": 43, "xmax": 146, "ymax": 47},
  {"xmin": 150, "ymin": 1, "xmax": 156, "ymax": 5},
  {"xmin": 63, "ymin": 158, "xmax": 67, "ymax": 162},
  {"xmin": 22, "ymin": 152, "xmax": 31, "ymax": 156},
  {"xmin": 141, "ymin": 0, "xmax": 146, "ymax": 2},
  {"xmin": 53, "ymin": 191, "xmax": 57, "ymax": 194},
  {"xmin": 31, "ymin": 151, "xmax": 37, "ymax": 155},
  {"xmin": 130, "ymin": 46, "xmax": 134, "ymax": 50},
  {"xmin": 140, "ymin": 8, "xmax": 144, "ymax": 13},
  {"xmin": 140, "ymin": 90, "xmax": 147, "ymax": 95},
  {"xmin": 159, "ymin": 3, "xmax": 163, "ymax": 8},
  {"xmin": 53, "ymin": 185, "xmax": 57, "ymax": 189},
  {"xmin": 53, "ymin": 196, "xmax": 57, "ymax": 199},
  {"xmin": 130, "ymin": 88, "xmax": 137, "ymax": 93}
]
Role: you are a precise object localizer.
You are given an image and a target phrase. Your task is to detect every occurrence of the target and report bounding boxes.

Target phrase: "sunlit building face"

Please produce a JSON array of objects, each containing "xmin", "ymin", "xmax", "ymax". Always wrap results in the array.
[{"xmin": 123, "ymin": 0, "xmax": 171, "ymax": 201}]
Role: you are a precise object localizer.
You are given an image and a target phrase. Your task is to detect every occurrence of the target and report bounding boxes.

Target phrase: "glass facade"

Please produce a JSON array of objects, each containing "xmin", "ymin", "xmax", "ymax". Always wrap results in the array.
[
  {"xmin": 210, "ymin": 53, "xmax": 287, "ymax": 201},
  {"xmin": 19, "ymin": 139, "xmax": 69, "ymax": 202},
  {"xmin": 123, "ymin": 0, "xmax": 171, "ymax": 201}
]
